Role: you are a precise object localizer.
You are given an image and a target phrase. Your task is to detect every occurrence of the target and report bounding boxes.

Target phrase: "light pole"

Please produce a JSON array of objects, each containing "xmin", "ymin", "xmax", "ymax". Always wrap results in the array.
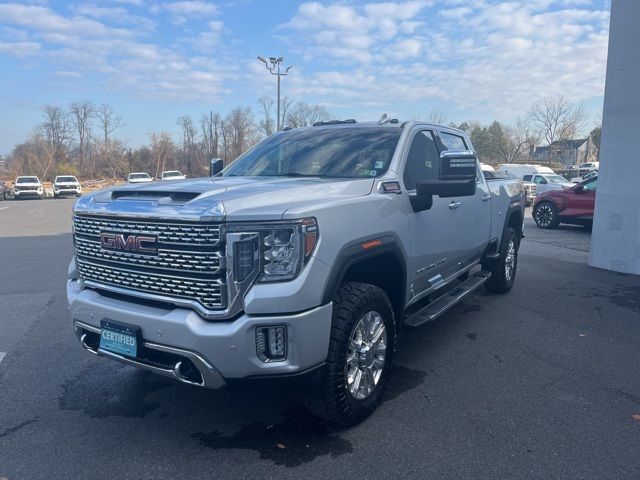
[{"xmin": 257, "ymin": 56, "xmax": 294, "ymax": 131}]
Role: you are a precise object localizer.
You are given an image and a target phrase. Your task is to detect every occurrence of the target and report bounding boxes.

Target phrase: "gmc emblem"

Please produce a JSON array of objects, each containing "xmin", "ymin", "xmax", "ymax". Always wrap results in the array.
[{"xmin": 100, "ymin": 232, "xmax": 158, "ymax": 255}]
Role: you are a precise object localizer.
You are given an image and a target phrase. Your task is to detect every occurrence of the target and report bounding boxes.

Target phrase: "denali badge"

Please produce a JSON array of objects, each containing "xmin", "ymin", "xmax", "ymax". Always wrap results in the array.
[{"xmin": 100, "ymin": 232, "xmax": 158, "ymax": 255}]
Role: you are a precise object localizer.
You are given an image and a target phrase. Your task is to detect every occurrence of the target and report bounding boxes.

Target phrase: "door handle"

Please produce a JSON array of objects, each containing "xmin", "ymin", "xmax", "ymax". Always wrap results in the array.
[
  {"xmin": 482, "ymin": 194, "xmax": 491, "ymax": 202},
  {"xmin": 449, "ymin": 201, "xmax": 462, "ymax": 209}
]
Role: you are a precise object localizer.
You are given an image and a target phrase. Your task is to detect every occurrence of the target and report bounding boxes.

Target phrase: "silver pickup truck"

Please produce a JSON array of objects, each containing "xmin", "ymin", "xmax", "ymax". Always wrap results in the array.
[{"xmin": 67, "ymin": 119, "xmax": 525, "ymax": 425}]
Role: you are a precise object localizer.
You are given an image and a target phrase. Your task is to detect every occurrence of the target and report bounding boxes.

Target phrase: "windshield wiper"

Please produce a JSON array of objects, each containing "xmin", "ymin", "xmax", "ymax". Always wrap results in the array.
[{"xmin": 282, "ymin": 172, "xmax": 335, "ymax": 178}]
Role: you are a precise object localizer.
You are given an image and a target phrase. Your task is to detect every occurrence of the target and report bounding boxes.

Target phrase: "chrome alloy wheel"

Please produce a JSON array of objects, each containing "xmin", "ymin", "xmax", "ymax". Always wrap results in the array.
[
  {"xmin": 505, "ymin": 238, "xmax": 516, "ymax": 282},
  {"xmin": 345, "ymin": 311, "xmax": 387, "ymax": 400},
  {"xmin": 534, "ymin": 204, "xmax": 553, "ymax": 228}
]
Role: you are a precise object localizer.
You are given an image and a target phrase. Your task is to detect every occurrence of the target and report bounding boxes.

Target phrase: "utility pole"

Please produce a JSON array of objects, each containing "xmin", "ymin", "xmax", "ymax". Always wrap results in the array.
[{"xmin": 257, "ymin": 56, "xmax": 294, "ymax": 131}]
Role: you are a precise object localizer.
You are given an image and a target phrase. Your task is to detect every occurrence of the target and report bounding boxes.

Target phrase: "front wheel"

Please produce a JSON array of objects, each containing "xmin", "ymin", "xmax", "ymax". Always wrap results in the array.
[
  {"xmin": 483, "ymin": 227, "xmax": 519, "ymax": 294},
  {"xmin": 533, "ymin": 201, "xmax": 559, "ymax": 229},
  {"xmin": 304, "ymin": 282, "xmax": 396, "ymax": 426}
]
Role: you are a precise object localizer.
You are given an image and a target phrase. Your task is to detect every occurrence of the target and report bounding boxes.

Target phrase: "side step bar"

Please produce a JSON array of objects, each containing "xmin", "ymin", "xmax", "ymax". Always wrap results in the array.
[{"xmin": 404, "ymin": 271, "xmax": 492, "ymax": 327}]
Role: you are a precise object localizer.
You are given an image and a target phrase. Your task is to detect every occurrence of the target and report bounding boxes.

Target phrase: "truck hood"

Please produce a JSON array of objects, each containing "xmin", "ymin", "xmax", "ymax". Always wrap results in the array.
[{"xmin": 74, "ymin": 176, "xmax": 375, "ymax": 221}]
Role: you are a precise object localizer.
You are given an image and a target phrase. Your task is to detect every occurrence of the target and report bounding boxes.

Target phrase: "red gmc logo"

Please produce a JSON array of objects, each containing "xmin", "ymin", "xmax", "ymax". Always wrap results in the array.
[{"xmin": 100, "ymin": 232, "xmax": 158, "ymax": 255}]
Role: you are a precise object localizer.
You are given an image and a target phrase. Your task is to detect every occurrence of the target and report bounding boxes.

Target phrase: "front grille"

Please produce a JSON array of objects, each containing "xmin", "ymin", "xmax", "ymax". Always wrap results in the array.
[
  {"xmin": 75, "ymin": 237, "xmax": 222, "ymax": 273},
  {"xmin": 74, "ymin": 214, "xmax": 226, "ymax": 312},
  {"xmin": 77, "ymin": 260, "xmax": 223, "ymax": 309},
  {"xmin": 524, "ymin": 184, "xmax": 537, "ymax": 196},
  {"xmin": 16, "ymin": 186, "xmax": 39, "ymax": 191},
  {"xmin": 74, "ymin": 215, "xmax": 220, "ymax": 245}
]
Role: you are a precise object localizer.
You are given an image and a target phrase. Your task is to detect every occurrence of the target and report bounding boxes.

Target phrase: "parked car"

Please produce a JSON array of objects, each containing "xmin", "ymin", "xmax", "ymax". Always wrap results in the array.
[
  {"xmin": 579, "ymin": 162, "xmax": 599, "ymax": 170},
  {"xmin": 522, "ymin": 173, "xmax": 574, "ymax": 195},
  {"xmin": 570, "ymin": 170, "xmax": 598, "ymax": 183},
  {"xmin": 127, "ymin": 172, "xmax": 153, "ymax": 184},
  {"xmin": 498, "ymin": 163, "xmax": 555, "ymax": 178},
  {"xmin": 68, "ymin": 119, "xmax": 525, "ymax": 425},
  {"xmin": 160, "ymin": 170, "xmax": 186, "ymax": 181},
  {"xmin": 13, "ymin": 176, "xmax": 43, "ymax": 199},
  {"xmin": 532, "ymin": 176, "xmax": 597, "ymax": 229},
  {"xmin": 53, "ymin": 175, "xmax": 82, "ymax": 198}
]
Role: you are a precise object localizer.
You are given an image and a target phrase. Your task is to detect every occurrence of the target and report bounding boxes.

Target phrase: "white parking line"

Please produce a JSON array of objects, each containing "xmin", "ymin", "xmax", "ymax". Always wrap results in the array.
[
  {"xmin": 0, "ymin": 207, "xmax": 9, "ymax": 211},
  {"xmin": 0, "ymin": 352, "xmax": 6, "ymax": 363}
]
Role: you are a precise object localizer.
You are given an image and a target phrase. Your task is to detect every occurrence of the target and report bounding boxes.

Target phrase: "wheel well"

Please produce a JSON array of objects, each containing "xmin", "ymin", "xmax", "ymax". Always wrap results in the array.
[
  {"xmin": 341, "ymin": 253, "xmax": 405, "ymax": 321},
  {"xmin": 507, "ymin": 208, "xmax": 523, "ymax": 242}
]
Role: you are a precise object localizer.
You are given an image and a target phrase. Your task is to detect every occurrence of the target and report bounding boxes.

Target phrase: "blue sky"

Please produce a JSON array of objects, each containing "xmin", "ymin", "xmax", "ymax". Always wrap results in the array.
[{"xmin": 0, "ymin": 0, "xmax": 610, "ymax": 154}]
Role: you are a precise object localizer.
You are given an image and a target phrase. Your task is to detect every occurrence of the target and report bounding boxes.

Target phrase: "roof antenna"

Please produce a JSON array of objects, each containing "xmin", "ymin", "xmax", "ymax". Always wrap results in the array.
[{"xmin": 378, "ymin": 113, "xmax": 388, "ymax": 125}]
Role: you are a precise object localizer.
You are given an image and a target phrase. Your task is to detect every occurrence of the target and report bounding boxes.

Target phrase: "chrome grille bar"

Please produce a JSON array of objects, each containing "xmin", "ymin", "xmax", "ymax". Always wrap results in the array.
[
  {"xmin": 74, "ymin": 214, "xmax": 221, "ymax": 246},
  {"xmin": 77, "ymin": 259, "xmax": 223, "ymax": 309},
  {"xmin": 75, "ymin": 237, "xmax": 223, "ymax": 274}
]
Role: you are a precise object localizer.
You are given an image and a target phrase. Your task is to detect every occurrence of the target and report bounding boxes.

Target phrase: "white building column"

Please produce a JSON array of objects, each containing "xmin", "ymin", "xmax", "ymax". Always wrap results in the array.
[{"xmin": 589, "ymin": 0, "xmax": 640, "ymax": 274}]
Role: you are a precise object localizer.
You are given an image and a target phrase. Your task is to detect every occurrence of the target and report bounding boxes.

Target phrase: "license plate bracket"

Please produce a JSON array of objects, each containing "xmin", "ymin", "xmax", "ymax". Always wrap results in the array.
[{"xmin": 99, "ymin": 319, "xmax": 140, "ymax": 358}]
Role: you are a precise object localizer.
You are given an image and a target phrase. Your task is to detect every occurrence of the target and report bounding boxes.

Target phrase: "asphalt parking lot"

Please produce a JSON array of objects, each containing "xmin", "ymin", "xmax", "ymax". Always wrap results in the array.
[{"xmin": 1, "ymin": 199, "xmax": 640, "ymax": 479}]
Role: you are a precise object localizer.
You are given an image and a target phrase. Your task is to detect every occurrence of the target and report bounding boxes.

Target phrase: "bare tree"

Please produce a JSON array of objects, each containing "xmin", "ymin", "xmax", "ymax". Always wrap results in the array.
[
  {"xmin": 427, "ymin": 106, "xmax": 447, "ymax": 125},
  {"xmin": 177, "ymin": 116, "xmax": 198, "ymax": 175},
  {"xmin": 221, "ymin": 107, "xmax": 257, "ymax": 163},
  {"xmin": 257, "ymin": 96, "xmax": 275, "ymax": 136},
  {"xmin": 201, "ymin": 111, "xmax": 222, "ymax": 161},
  {"xmin": 150, "ymin": 132, "xmax": 175, "ymax": 178},
  {"xmin": 529, "ymin": 96, "xmax": 586, "ymax": 165},
  {"xmin": 70, "ymin": 100, "xmax": 94, "ymax": 175},
  {"xmin": 95, "ymin": 104, "xmax": 123, "ymax": 177},
  {"xmin": 279, "ymin": 97, "xmax": 293, "ymax": 131},
  {"xmin": 285, "ymin": 101, "xmax": 331, "ymax": 128},
  {"xmin": 41, "ymin": 105, "xmax": 71, "ymax": 167}
]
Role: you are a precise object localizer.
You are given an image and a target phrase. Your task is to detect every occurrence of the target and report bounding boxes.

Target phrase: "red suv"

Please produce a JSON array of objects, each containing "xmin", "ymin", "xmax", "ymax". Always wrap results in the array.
[{"xmin": 532, "ymin": 176, "xmax": 597, "ymax": 229}]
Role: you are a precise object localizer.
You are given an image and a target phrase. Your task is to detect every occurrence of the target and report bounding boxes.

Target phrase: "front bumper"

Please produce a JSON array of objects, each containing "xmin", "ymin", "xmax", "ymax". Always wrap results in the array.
[
  {"xmin": 14, "ymin": 190, "xmax": 42, "ymax": 197},
  {"xmin": 67, "ymin": 279, "xmax": 332, "ymax": 389},
  {"xmin": 55, "ymin": 187, "xmax": 81, "ymax": 196}
]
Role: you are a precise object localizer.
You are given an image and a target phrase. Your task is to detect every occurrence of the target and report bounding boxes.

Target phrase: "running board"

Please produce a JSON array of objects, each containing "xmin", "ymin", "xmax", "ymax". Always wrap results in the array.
[{"xmin": 404, "ymin": 271, "xmax": 492, "ymax": 327}]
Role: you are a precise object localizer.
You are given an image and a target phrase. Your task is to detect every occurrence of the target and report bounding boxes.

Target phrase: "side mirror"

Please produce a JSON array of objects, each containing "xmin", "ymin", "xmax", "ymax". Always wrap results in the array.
[
  {"xmin": 573, "ymin": 184, "xmax": 584, "ymax": 193},
  {"xmin": 210, "ymin": 158, "xmax": 224, "ymax": 176},
  {"xmin": 412, "ymin": 150, "xmax": 477, "ymax": 212}
]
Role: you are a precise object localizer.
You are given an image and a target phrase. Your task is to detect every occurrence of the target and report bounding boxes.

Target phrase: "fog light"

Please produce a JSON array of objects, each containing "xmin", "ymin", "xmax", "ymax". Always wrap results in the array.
[{"xmin": 256, "ymin": 325, "xmax": 287, "ymax": 362}]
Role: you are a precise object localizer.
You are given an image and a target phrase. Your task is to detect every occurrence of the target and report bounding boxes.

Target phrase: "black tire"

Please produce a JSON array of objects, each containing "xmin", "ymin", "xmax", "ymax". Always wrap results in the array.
[
  {"xmin": 482, "ymin": 227, "xmax": 519, "ymax": 294},
  {"xmin": 303, "ymin": 282, "xmax": 396, "ymax": 426},
  {"xmin": 533, "ymin": 201, "xmax": 559, "ymax": 229}
]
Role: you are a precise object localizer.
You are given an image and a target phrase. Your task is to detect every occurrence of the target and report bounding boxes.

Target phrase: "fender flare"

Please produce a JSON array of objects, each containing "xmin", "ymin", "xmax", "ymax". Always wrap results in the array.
[{"xmin": 320, "ymin": 235, "xmax": 408, "ymax": 311}]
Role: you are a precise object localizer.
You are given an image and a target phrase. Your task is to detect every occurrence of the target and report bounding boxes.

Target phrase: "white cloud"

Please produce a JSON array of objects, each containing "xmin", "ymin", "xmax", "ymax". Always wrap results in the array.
[
  {"xmin": 0, "ymin": 2, "xmax": 233, "ymax": 102},
  {"xmin": 164, "ymin": 1, "xmax": 218, "ymax": 16},
  {"xmin": 0, "ymin": 40, "xmax": 41, "ymax": 57},
  {"xmin": 281, "ymin": 1, "xmax": 610, "ymax": 122}
]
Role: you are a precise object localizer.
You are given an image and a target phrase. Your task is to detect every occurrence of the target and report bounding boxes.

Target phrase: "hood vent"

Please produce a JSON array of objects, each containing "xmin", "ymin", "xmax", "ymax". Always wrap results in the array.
[{"xmin": 111, "ymin": 190, "xmax": 200, "ymax": 203}]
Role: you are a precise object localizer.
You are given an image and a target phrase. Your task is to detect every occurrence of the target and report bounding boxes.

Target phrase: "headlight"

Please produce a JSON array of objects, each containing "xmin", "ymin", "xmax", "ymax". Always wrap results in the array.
[{"xmin": 227, "ymin": 218, "xmax": 318, "ymax": 283}]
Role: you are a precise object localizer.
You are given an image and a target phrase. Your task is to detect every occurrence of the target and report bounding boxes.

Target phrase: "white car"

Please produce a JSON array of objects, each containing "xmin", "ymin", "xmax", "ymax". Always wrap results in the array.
[
  {"xmin": 128, "ymin": 173, "xmax": 153, "ymax": 184},
  {"xmin": 53, "ymin": 175, "xmax": 82, "ymax": 198},
  {"xmin": 160, "ymin": 170, "xmax": 186, "ymax": 181},
  {"xmin": 523, "ymin": 173, "xmax": 574, "ymax": 194},
  {"xmin": 14, "ymin": 176, "xmax": 43, "ymax": 199}
]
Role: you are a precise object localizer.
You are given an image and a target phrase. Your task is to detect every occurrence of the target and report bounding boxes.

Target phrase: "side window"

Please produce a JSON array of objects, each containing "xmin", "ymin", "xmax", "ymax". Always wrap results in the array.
[
  {"xmin": 534, "ymin": 176, "xmax": 546, "ymax": 184},
  {"xmin": 439, "ymin": 132, "xmax": 467, "ymax": 151},
  {"xmin": 523, "ymin": 175, "xmax": 532, "ymax": 181},
  {"xmin": 583, "ymin": 178, "xmax": 597, "ymax": 191},
  {"xmin": 403, "ymin": 130, "xmax": 440, "ymax": 190}
]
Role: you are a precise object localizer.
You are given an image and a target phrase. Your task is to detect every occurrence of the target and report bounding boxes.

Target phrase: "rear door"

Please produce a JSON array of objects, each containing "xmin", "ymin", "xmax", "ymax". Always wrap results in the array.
[{"xmin": 571, "ymin": 177, "xmax": 597, "ymax": 219}]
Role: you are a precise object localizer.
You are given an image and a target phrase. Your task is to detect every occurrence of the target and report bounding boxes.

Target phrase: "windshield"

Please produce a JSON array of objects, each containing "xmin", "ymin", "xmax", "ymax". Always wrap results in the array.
[
  {"xmin": 222, "ymin": 127, "xmax": 402, "ymax": 178},
  {"xmin": 56, "ymin": 176, "xmax": 77, "ymax": 182},
  {"xmin": 17, "ymin": 177, "xmax": 38, "ymax": 184},
  {"xmin": 547, "ymin": 175, "xmax": 569, "ymax": 184},
  {"xmin": 129, "ymin": 173, "xmax": 150, "ymax": 179},
  {"xmin": 163, "ymin": 171, "xmax": 182, "ymax": 177}
]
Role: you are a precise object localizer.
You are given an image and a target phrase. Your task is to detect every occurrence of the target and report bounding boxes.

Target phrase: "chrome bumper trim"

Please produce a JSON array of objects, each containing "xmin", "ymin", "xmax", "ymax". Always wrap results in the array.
[{"xmin": 74, "ymin": 320, "xmax": 226, "ymax": 389}]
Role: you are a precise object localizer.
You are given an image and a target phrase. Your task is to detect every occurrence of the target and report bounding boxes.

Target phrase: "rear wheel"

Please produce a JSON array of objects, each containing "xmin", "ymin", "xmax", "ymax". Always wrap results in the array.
[
  {"xmin": 483, "ymin": 227, "xmax": 519, "ymax": 294},
  {"xmin": 533, "ymin": 201, "xmax": 559, "ymax": 229},
  {"xmin": 304, "ymin": 282, "xmax": 396, "ymax": 426}
]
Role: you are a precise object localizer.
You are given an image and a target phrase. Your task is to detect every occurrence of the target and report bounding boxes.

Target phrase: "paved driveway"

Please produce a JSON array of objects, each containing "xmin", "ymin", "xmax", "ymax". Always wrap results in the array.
[{"xmin": 1, "ymin": 201, "xmax": 639, "ymax": 479}]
